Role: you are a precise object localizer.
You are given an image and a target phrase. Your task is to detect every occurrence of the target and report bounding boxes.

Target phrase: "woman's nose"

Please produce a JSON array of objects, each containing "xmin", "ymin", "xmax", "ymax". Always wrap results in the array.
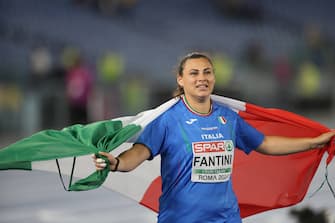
[{"xmin": 197, "ymin": 73, "xmax": 207, "ymax": 81}]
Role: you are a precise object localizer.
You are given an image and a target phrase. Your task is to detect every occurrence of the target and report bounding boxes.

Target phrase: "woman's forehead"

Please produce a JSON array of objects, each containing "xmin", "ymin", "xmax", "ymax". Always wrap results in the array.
[{"xmin": 183, "ymin": 58, "xmax": 212, "ymax": 70}]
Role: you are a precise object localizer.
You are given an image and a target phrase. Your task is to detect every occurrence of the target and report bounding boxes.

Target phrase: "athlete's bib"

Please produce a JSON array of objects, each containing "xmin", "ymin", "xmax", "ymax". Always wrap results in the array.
[{"xmin": 191, "ymin": 140, "xmax": 234, "ymax": 183}]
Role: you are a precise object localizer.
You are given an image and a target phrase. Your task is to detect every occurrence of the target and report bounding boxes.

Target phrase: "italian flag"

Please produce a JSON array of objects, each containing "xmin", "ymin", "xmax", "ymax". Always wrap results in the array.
[{"xmin": 0, "ymin": 95, "xmax": 334, "ymax": 218}]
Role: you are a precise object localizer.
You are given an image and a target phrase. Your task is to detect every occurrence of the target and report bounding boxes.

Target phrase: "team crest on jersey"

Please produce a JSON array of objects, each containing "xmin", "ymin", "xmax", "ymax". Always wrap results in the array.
[{"xmin": 218, "ymin": 116, "xmax": 227, "ymax": 125}]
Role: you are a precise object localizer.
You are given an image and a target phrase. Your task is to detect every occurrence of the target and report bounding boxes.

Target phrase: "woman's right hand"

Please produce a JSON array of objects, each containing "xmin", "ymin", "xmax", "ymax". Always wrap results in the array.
[
  {"xmin": 92, "ymin": 152, "xmax": 119, "ymax": 171},
  {"xmin": 92, "ymin": 144, "xmax": 151, "ymax": 172}
]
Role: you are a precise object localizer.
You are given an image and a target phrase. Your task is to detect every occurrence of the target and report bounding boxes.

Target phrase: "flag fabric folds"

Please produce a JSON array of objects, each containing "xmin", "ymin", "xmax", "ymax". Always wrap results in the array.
[
  {"xmin": 0, "ymin": 97, "xmax": 178, "ymax": 191},
  {"xmin": 0, "ymin": 95, "xmax": 334, "ymax": 218},
  {"xmin": 211, "ymin": 95, "xmax": 334, "ymax": 217},
  {"xmin": 0, "ymin": 120, "xmax": 141, "ymax": 190}
]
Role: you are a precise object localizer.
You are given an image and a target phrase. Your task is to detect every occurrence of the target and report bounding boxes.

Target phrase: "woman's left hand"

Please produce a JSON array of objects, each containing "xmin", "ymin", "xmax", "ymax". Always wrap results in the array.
[{"xmin": 312, "ymin": 130, "xmax": 335, "ymax": 148}]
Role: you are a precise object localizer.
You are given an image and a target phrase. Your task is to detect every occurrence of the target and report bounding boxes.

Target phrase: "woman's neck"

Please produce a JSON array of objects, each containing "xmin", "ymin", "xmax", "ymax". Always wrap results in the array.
[{"xmin": 183, "ymin": 95, "xmax": 212, "ymax": 115}]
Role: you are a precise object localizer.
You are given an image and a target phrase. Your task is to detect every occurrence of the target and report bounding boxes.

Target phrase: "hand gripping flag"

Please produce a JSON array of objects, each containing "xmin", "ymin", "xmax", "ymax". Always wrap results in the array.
[{"xmin": 0, "ymin": 95, "xmax": 334, "ymax": 218}]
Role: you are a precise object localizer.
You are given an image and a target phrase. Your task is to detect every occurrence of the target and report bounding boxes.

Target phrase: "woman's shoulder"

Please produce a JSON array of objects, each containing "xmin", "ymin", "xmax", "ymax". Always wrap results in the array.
[
  {"xmin": 212, "ymin": 100, "xmax": 238, "ymax": 116},
  {"xmin": 149, "ymin": 98, "xmax": 183, "ymax": 124}
]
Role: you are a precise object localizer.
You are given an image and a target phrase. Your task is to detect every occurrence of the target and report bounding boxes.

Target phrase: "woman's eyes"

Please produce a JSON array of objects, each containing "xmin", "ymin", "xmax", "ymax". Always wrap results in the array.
[{"xmin": 189, "ymin": 70, "xmax": 212, "ymax": 76}]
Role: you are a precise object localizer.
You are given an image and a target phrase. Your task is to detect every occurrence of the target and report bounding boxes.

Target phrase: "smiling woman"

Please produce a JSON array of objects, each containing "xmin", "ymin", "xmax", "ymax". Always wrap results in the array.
[{"xmin": 174, "ymin": 52, "xmax": 215, "ymax": 109}]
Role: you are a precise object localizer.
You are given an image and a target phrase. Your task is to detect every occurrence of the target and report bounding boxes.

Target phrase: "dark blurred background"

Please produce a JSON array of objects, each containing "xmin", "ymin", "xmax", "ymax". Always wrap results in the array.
[
  {"xmin": 1, "ymin": 1, "xmax": 335, "ymax": 222},
  {"xmin": 0, "ymin": 0, "xmax": 335, "ymax": 141}
]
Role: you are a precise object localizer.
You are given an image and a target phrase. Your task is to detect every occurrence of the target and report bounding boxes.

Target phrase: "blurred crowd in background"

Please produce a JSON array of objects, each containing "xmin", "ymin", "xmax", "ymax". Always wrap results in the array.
[
  {"xmin": 0, "ymin": 0, "xmax": 335, "ymax": 138},
  {"xmin": 1, "ymin": 1, "xmax": 335, "ymax": 222}
]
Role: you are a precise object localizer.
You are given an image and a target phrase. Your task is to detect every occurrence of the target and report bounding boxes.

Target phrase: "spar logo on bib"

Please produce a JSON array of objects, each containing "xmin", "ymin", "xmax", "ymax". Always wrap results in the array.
[
  {"xmin": 191, "ymin": 140, "xmax": 234, "ymax": 183},
  {"xmin": 194, "ymin": 141, "xmax": 227, "ymax": 153}
]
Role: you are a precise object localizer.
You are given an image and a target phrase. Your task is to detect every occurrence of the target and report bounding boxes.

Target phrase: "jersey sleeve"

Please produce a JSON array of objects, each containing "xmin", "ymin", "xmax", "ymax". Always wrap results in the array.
[
  {"xmin": 135, "ymin": 115, "xmax": 166, "ymax": 160},
  {"xmin": 235, "ymin": 114, "xmax": 264, "ymax": 154}
]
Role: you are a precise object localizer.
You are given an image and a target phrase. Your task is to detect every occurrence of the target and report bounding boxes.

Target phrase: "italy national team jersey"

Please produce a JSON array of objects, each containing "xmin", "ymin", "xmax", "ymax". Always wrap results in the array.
[{"xmin": 136, "ymin": 97, "xmax": 264, "ymax": 223}]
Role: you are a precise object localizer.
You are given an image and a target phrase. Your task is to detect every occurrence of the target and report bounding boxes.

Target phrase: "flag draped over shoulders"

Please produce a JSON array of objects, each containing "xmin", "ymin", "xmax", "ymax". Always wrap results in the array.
[
  {"xmin": 0, "ymin": 95, "xmax": 334, "ymax": 218},
  {"xmin": 211, "ymin": 95, "xmax": 334, "ymax": 217}
]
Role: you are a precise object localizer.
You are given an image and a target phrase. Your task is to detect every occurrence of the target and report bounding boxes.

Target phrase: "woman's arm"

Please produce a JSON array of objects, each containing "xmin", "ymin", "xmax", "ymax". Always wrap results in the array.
[
  {"xmin": 256, "ymin": 131, "xmax": 335, "ymax": 155},
  {"xmin": 93, "ymin": 143, "xmax": 151, "ymax": 172}
]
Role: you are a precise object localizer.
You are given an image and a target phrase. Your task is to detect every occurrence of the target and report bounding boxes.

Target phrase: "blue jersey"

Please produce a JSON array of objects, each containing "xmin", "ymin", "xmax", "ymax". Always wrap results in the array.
[{"xmin": 136, "ymin": 97, "xmax": 264, "ymax": 223}]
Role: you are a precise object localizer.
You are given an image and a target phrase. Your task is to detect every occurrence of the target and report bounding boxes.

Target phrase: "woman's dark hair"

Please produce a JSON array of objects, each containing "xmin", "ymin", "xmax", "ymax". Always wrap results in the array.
[{"xmin": 173, "ymin": 52, "xmax": 213, "ymax": 97}]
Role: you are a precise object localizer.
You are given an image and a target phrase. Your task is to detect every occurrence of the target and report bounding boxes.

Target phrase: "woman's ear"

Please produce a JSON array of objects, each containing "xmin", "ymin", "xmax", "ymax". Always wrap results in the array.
[{"xmin": 177, "ymin": 75, "xmax": 183, "ymax": 87}]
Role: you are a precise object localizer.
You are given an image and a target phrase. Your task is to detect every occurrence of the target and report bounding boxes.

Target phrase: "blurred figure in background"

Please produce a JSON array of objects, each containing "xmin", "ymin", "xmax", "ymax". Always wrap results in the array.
[
  {"xmin": 95, "ymin": 51, "xmax": 124, "ymax": 119},
  {"xmin": 0, "ymin": 83, "xmax": 22, "ymax": 133},
  {"xmin": 28, "ymin": 45, "xmax": 57, "ymax": 129},
  {"xmin": 121, "ymin": 75, "xmax": 149, "ymax": 115},
  {"xmin": 273, "ymin": 55, "xmax": 293, "ymax": 107},
  {"xmin": 212, "ymin": 52, "xmax": 238, "ymax": 98},
  {"xmin": 63, "ymin": 48, "xmax": 94, "ymax": 125},
  {"xmin": 29, "ymin": 46, "xmax": 53, "ymax": 84},
  {"xmin": 290, "ymin": 207, "xmax": 329, "ymax": 223},
  {"xmin": 289, "ymin": 23, "xmax": 334, "ymax": 110},
  {"xmin": 242, "ymin": 40, "xmax": 268, "ymax": 71},
  {"xmin": 296, "ymin": 61, "xmax": 321, "ymax": 100},
  {"xmin": 300, "ymin": 23, "xmax": 333, "ymax": 68}
]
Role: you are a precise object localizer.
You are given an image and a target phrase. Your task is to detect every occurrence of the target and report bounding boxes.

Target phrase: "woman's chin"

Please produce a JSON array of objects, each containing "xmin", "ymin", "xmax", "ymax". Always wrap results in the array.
[
  {"xmin": 195, "ymin": 92, "xmax": 211, "ymax": 101},
  {"xmin": 197, "ymin": 90, "xmax": 211, "ymax": 97}
]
